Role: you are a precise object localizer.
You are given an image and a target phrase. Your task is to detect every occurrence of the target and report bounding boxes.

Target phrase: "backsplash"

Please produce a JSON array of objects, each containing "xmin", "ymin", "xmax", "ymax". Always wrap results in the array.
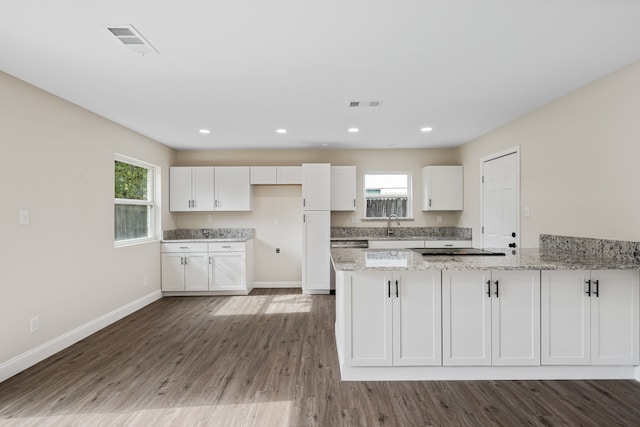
[
  {"xmin": 163, "ymin": 228, "xmax": 254, "ymax": 240},
  {"xmin": 331, "ymin": 227, "xmax": 472, "ymax": 240},
  {"xmin": 540, "ymin": 234, "xmax": 640, "ymax": 262}
]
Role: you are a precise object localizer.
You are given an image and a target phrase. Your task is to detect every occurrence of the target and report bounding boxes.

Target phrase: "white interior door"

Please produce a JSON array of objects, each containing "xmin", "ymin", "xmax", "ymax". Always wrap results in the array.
[{"xmin": 482, "ymin": 152, "xmax": 518, "ymax": 249}]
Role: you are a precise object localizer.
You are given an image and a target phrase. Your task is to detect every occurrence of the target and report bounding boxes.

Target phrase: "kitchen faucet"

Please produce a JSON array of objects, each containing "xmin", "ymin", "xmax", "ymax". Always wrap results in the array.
[{"xmin": 387, "ymin": 214, "xmax": 400, "ymax": 236}]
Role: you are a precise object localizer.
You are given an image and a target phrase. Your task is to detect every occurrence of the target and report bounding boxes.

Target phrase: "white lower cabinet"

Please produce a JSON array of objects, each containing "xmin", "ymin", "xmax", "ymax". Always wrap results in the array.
[
  {"xmin": 542, "ymin": 270, "xmax": 639, "ymax": 366},
  {"xmin": 442, "ymin": 270, "xmax": 540, "ymax": 366},
  {"xmin": 161, "ymin": 244, "xmax": 209, "ymax": 291},
  {"xmin": 344, "ymin": 271, "xmax": 442, "ymax": 367},
  {"xmin": 162, "ymin": 241, "xmax": 253, "ymax": 294},
  {"xmin": 208, "ymin": 242, "xmax": 247, "ymax": 291}
]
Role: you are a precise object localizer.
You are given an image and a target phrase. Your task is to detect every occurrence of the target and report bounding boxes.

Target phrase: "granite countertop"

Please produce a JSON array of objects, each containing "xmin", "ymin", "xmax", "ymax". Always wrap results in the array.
[
  {"xmin": 162, "ymin": 228, "xmax": 254, "ymax": 243},
  {"xmin": 330, "ymin": 236, "xmax": 471, "ymax": 242},
  {"xmin": 331, "ymin": 248, "xmax": 640, "ymax": 272}
]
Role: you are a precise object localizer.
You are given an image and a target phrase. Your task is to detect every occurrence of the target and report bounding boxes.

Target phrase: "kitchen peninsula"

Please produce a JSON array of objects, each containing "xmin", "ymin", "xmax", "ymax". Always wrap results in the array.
[{"xmin": 331, "ymin": 236, "xmax": 640, "ymax": 381}]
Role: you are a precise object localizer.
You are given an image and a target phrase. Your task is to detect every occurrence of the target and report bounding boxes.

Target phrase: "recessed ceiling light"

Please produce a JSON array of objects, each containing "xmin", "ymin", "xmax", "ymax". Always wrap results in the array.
[
  {"xmin": 199, "ymin": 129, "xmax": 211, "ymax": 134},
  {"xmin": 421, "ymin": 127, "xmax": 433, "ymax": 132},
  {"xmin": 276, "ymin": 129, "xmax": 287, "ymax": 134},
  {"xmin": 348, "ymin": 127, "xmax": 359, "ymax": 133}
]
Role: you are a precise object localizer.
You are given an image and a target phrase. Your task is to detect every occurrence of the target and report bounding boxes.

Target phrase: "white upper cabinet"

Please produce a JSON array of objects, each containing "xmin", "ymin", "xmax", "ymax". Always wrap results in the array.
[
  {"xmin": 250, "ymin": 166, "xmax": 303, "ymax": 185},
  {"xmin": 170, "ymin": 167, "xmax": 215, "ymax": 212},
  {"xmin": 302, "ymin": 163, "xmax": 330, "ymax": 210},
  {"xmin": 170, "ymin": 166, "xmax": 251, "ymax": 212},
  {"xmin": 277, "ymin": 166, "xmax": 303, "ymax": 184},
  {"xmin": 214, "ymin": 167, "xmax": 252, "ymax": 211},
  {"xmin": 422, "ymin": 166, "xmax": 463, "ymax": 211},
  {"xmin": 330, "ymin": 166, "xmax": 356, "ymax": 211},
  {"xmin": 250, "ymin": 166, "xmax": 277, "ymax": 184}
]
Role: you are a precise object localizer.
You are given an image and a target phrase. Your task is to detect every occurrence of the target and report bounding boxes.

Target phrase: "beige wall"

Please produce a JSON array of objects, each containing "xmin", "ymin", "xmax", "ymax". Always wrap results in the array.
[
  {"xmin": 0, "ymin": 71, "xmax": 176, "ymax": 367},
  {"xmin": 457, "ymin": 59, "xmax": 640, "ymax": 247},
  {"xmin": 175, "ymin": 148, "xmax": 460, "ymax": 281}
]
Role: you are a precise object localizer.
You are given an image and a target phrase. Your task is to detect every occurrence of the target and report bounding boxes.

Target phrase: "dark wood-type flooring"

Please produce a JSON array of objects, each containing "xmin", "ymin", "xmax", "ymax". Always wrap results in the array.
[{"xmin": 1, "ymin": 289, "xmax": 640, "ymax": 426}]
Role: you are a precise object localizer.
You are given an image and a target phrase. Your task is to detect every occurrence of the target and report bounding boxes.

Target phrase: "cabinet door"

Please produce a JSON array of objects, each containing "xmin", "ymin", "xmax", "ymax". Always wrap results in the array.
[
  {"xmin": 192, "ymin": 167, "xmax": 215, "ymax": 211},
  {"xmin": 330, "ymin": 166, "xmax": 356, "ymax": 211},
  {"xmin": 169, "ymin": 167, "xmax": 193, "ymax": 212},
  {"xmin": 541, "ymin": 270, "xmax": 590, "ymax": 365},
  {"xmin": 422, "ymin": 166, "xmax": 463, "ymax": 211},
  {"xmin": 250, "ymin": 166, "xmax": 277, "ymax": 184},
  {"xmin": 209, "ymin": 253, "xmax": 246, "ymax": 291},
  {"xmin": 302, "ymin": 163, "xmax": 330, "ymax": 210},
  {"xmin": 591, "ymin": 270, "xmax": 640, "ymax": 365},
  {"xmin": 215, "ymin": 167, "xmax": 252, "ymax": 211},
  {"xmin": 277, "ymin": 166, "xmax": 303, "ymax": 184},
  {"xmin": 345, "ymin": 272, "xmax": 393, "ymax": 367},
  {"xmin": 442, "ymin": 271, "xmax": 491, "ymax": 366},
  {"xmin": 491, "ymin": 270, "xmax": 540, "ymax": 366},
  {"xmin": 393, "ymin": 271, "xmax": 442, "ymax": 366},
  {"xmin": 161, "ymin": 253, "xmax": 185, "ymax": 291},
  {"xmin": 184, "ymin": 253, "xmax": 209, "ymax": 291},
  {"xmin": 302, "ymin": 211, "xmax": 330, "ymax": 294}
]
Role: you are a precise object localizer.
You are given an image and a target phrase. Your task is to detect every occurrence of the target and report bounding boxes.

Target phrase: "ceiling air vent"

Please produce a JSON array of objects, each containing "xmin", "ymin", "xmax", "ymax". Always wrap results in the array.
[
  {"xmin": 348, "ymin": 100, "xmax": 383, "ymax": 108},
  {"xmin": 107, "ymin": 25, "xmax": 158, "ymax": 56}
]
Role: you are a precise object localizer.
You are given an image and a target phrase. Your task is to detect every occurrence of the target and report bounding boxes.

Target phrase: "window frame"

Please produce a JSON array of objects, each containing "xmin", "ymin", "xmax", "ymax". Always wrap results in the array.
[
  {"xmin": 363, "ymin": 170, "xmax": 413, "ymax": 220},
  {"xmin": 114, "ymin": 154, "xmax": 160, "ymax": 247}
]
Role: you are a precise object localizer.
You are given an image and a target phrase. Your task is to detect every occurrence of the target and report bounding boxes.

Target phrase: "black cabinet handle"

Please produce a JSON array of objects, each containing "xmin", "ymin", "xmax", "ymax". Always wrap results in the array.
[
  {"xmin": 586, "ymin": 279, "xmax": 591, "ymax": 296},
  {"xmin": 395, "ymin": 280, "xmax": 399, "ymax": 298},
  {"xmin": 388, "ymin": 280, "xmax": 391, "ymax": 298},
  {"xmin": 486, "ymin": 280, "xmax": 491, "ymax": 297},
  {"xmin": 494, "ymin": 280, "xmax": 499, "ymax": 298},
  {"xmin": 593, "ymin": 279, "xmax": 599, "ymax": 297}
]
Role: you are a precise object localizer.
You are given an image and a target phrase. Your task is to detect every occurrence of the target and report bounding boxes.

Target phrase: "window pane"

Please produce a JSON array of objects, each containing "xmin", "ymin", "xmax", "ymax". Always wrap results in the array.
[
  {"xmin": 115, "ymin": 161, "xmax": 148, "ymax": 200},
  {"xmin": 366, "ymin": 198, "xmax": 408, "ymax": 217},
  {"xmin": 364, "ymin": 173, "xmax": 410, "ymax": 218},
  {"xmin": 115, "ymin": 204, "xmax": 151, "ymax": 241}
]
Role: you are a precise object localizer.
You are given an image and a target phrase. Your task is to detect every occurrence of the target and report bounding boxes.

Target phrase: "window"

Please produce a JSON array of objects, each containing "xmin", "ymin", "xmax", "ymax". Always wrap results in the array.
[
  {"xmin": 364, "ymin": 172, "xmax": 412, "ymax": 219},
  {"xmin": 114, "ymin": 155, "xmax": 157, "ymax": 245}
]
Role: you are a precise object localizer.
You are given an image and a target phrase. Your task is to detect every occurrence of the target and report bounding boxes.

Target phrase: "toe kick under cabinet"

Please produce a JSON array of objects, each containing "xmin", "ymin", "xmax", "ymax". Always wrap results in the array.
[{"xmin": 162, "ymin": 241, "xmax": 254, "ymax": 295}]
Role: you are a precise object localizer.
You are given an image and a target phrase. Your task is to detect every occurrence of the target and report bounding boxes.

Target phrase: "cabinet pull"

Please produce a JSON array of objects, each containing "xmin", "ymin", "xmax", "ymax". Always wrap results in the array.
[
  {"xmin": 486, "ymin": 280, "xmax": 491, "ymax": 297},
  {"xmin": 353, "ymin": 199, "xmax": 356, "ymax": 207},
  {"xmin": 209, "ymin": 256, "xmax": 212, "ymax": 265},
  {"xmin": 586, "ymin": 279, "xmax": 591, "ymax": 296},
  {"xmin": 222, "ymin": 245, "xmax": 232, "ymax": 249},
  {"xmin": 215, "ymin": 200, "xmax": 219, "ymax": 208},
  {"xmin": 303, "ymin": 198, "xmax": 306, "ymax": 207},
  {"xmin": 395, "ymin": 280, "xmax": 399, "ymax": 298},
  {"xmin": 387, "ymin": 280, "xmax": 391, "ymax": 298},
  {"xmin": 184, "ymin": 256, "xmax": 188, "ymax": 265},
  {"xmin": 429, "ymin": 198, "xmax": 432, "ymax": 207},
  {"xmin": 593, "ymin": 279, "xmax": 599, "ymax": 297},
  {"xmin": 494, "ymin": 280, "xmax": 499, "ymax": 298}
]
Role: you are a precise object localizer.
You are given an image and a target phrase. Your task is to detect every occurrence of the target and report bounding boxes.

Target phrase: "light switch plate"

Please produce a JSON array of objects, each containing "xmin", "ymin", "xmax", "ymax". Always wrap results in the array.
[{"xmin": 19, "ymin": 209, "xmax": 29, "ymax": 225}]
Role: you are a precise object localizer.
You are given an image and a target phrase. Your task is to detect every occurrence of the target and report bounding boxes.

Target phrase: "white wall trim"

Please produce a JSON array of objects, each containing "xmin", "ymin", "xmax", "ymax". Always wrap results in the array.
[
  {"xmin": 0, "ymin": 290, "xmax": 162, "ymax": 384},
  {"xmin": 252, "ymin": 281, "xmax": 302, "ymax": 289}
]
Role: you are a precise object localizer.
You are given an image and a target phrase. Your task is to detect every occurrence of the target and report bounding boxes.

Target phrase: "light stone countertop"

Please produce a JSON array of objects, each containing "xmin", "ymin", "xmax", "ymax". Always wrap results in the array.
[
  {"xmin": 162, "ymin": 237, "xmax": 252, "ymax": 243},
  {"xmin": 330, "ymin": 236, "xmax": 471, "ymax": 242},
  {"xmin": 331, "ymin": 248, "xmax": 640, "ymax": 272}
]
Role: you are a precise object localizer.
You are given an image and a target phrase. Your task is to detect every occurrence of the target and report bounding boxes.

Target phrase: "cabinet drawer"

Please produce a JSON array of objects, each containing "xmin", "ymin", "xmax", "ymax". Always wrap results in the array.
[
  {"xmin": 368, "ymin": 240, "xmax": 424, "ymax": 249},
  {"xmin": 208, "ymin": 242, "xmax": 246, "ymax": 252},
  {"xmin": 162, "ymin": 243, "xmax": 208, "ymax": 253}
]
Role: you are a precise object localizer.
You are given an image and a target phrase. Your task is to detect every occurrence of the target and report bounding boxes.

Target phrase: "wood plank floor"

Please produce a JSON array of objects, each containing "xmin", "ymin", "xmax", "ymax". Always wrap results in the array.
[{"xmin": 2, "ymin": 289, "xmax": 640, "ymax": 426}]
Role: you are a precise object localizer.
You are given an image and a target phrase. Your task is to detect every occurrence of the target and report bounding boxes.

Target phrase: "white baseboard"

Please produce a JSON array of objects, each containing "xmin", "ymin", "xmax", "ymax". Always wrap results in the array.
[
  {"xmin": 0, "ymin": 290, "xmax": 162, "ymax": 384},
  {"xmin": 252, "ymin": 281, "xmax": 302, "ymax": 289}
]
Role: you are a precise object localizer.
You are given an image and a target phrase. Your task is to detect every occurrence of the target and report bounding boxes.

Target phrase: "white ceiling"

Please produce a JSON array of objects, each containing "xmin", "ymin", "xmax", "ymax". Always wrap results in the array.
[{"xmin": 2, "ymin": 0, "xmax": 640, "ymax": 151}]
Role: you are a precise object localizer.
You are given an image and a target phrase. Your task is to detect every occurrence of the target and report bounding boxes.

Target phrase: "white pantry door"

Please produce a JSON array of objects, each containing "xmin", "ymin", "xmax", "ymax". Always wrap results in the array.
[{"xmin": 482, "ymin": 152, "xmax": 518, "ymax": 249}]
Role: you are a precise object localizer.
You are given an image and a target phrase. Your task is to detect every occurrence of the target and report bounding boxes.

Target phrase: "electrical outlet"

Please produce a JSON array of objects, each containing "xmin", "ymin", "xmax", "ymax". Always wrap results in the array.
[
  {"xmin": 207, "ymin": 215, "xmax": 213, "ymax": 222},
  {"xmin": 143, "ymin": 276, "xmax": 149, "ymax": 287},
  {"xmin": 30, "ymin": 316, "xmax": 39, "ymax": 333},
  {"xmin": 436, "ymin": 215, "xmax": 443, "ymax": 224},
  {"xmin": 274, "ymin": 216, "xmax": 280, "ymax": 224},
  {"xmin": 276, "ymin": 248, "xmax": 280, "ymax": 254},
  {"xmin": 351, "ymin": 216, "xmax": 359, "ymax": 223}
]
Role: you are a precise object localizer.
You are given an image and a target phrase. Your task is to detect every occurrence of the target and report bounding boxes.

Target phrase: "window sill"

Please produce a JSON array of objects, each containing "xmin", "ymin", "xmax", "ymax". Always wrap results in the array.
[{"xmin": 114, "ymin": 237, "xmax": 160, "ymax": 248}]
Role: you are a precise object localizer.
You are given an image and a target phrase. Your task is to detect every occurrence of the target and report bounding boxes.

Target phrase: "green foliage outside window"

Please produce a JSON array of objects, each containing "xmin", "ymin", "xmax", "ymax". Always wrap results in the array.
[{"xmin": 115, "ymin": 161, "xmax": 148, "ymax": 200}]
